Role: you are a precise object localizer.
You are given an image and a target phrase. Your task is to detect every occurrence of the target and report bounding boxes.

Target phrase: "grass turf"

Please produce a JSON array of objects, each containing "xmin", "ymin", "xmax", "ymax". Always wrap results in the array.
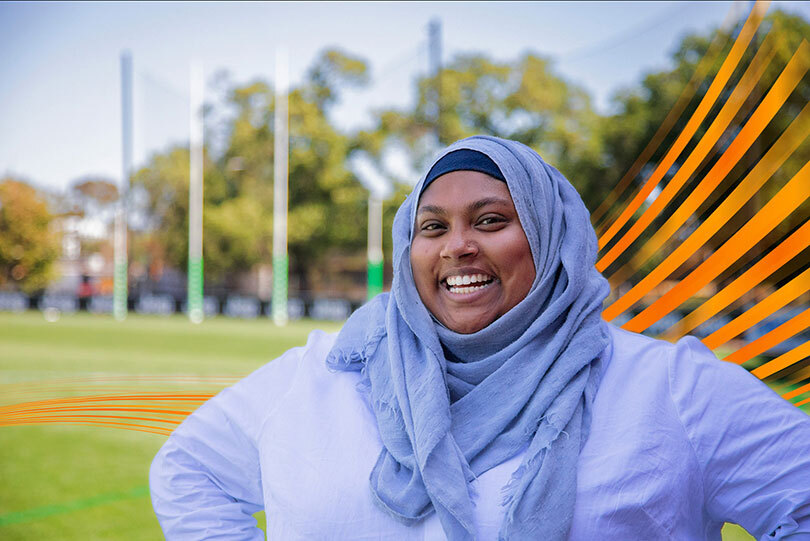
[
  {"xmin": 0, "ymin": 311, "xmax": 340, "ymax": 540},
  {"xmin": 0, "ymin": 311, "xmax": 754, "ymax": 539}
]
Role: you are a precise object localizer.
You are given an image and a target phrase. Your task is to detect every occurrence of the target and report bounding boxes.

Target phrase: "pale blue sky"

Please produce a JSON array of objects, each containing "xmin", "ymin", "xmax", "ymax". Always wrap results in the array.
[{"xmin": 1, "ymin": 1, "xmax": 806, "ymax": 193}]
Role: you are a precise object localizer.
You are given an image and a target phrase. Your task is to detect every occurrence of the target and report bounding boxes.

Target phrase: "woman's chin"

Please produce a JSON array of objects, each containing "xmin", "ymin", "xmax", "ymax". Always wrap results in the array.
[{"xmin": 440, "ymin": 313, "xmax": 495, "ymax": 334}]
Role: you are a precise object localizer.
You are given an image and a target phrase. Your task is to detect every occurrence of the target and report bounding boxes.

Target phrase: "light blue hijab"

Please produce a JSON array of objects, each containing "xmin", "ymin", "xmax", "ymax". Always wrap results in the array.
[{"xmin": 327, "ymin": 136, "xmax": 611, "ymax": 540}]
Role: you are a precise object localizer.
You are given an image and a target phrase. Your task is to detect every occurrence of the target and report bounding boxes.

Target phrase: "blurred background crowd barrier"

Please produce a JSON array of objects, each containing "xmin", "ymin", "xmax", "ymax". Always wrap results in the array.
[{"xmin": 0, "ymin": 291, "xmax": 803, "ymax": 357}]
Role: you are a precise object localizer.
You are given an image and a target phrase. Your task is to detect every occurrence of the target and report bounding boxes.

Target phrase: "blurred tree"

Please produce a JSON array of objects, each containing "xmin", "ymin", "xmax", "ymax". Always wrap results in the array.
[
  {"xmin": 0, "ymin": 178, "xmax": 61, "ymax": 293},
  {"xmin": 606, "ymin": 9, "xmax": 809, "ymax": 192},
  {"xmin": 131, "ymin": 146, "xmax": 251, "ymax": 285},
  {"xmin": 70, "ymin": 177, "xmax": 119, "ymax": 211},
  {"xmin": 132, "ymin": 48, "xmax": 371, "ymax": 291},
  {"xmin": 285, "ymin": 49, "xmax": 370, "ymax": 291},
  {"xmin": 305, "ymin": 48, "xmax": 369, "ymax": 109},
  {"xmin": 66, "ymin": 177, "xmax": 120, "ymax": 255},
  {"xmin": 370, "ymin": 52, "xmax": 607, "ymax": 210},
  {"xmin": 131, "ymin": 147, "xmax": 193, "ymax": 278}
]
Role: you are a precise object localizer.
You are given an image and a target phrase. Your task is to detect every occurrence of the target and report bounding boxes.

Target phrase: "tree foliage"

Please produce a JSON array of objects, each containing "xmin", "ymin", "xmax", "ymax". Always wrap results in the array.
[
  {"xmin": 371, "ymin": 52, "xmax": 607, "ymax": 210},
  {"xmin": 132, "ymin": 49, "xmax": 370, "ymax": 289},
  {"xmin": 0, "ymin": 178, "xmax": 61, "ymax": 293},
  {"xmin": 71, "ymin": 177, "xmax": 119, "ymax": 208},
  {"xmin": 127, "ymin": 9, "xmax": 808, "ymax": 294}
]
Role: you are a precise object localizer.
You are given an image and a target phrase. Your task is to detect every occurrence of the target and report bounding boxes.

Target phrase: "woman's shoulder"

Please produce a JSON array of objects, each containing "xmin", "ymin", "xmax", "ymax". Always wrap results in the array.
[
  {"xmin": 601, "ymin": 323, "xmax": 682, "ymax": 383},
  {"xmin": 595, "ymin": 323, "xmax": 766, "ymax": 431},
  {"xmin": 240, "ymin": 328, "xmax": 338, "ymax": 385},
  {"xmin": 604, "ymin": 322, "xmax": 740, "ymax": 384},
  {"xmin": 592, "ymin": 325, "xmax": 680, "ymax": 422},
  {"xmin": 601, "ymin": 322, "xmax": 809, "ymax": 442},
  {"xmin": 209, "ymin": 330, "xmax": 340, "ymax": 431}
]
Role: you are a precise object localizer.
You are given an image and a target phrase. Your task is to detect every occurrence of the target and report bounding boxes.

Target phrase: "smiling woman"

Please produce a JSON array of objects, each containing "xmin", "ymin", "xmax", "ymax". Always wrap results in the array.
[
  {"xmin": 412, "ymin": 167, "xmax": 535, "ymax": 334},
  {"xmin": 150, "ymin": 136, "xmax": 810, "ymax": 540}
]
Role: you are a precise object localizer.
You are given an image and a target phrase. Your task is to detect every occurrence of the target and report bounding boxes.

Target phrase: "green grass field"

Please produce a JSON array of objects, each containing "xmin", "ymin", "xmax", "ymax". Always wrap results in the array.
[{"xmin": 0, "ymin": 311, "xmax": 754, "ymax": 540}]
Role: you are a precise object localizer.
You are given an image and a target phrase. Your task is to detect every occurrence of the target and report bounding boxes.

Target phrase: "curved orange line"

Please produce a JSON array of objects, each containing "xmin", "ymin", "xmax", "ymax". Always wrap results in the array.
[
  {"xmin": 724, "ymin": 308, "xmax": 810, "ymax": 365},
  {"xmin": 0, "ymin": 414, "xmax": 185, "ymax": 426},
  {"xmin": 0, "ymin": 393, "xmax": 215, "ymax": 412},
  {"xmin": 596, "ymin": 2, "xmax": 768, "ymax": 250},
  {"xmin": 796, "ymin": 397, "xmax": 810, "ymax": 407},
  {"xmin": 784, "ymin": 382, "xmax": 810, "ymax": 401},
  {"xmin": 590, "ymin": 9, "xmax": 738, "ymax": 230},
  {"xmin": 603, "ymin": 96, "xmax": 810, "ymax": 323},
  {"xmin": 702, "ymin": 267, "xmax": 810, "ymax": 349},
  {"xmin": 0, "ymin": 418, "xmax": 174, "ymax": 435},
  {"xmin": 622, "ymin": 160, "xmax": 810, "ymax": 332},
  {"xmin": 2, "ymin": 406, "xmax": 194, "ymax": 416},
  {"xmin": 664, "ymin": 221, "xmax": 810, "ymax": 340},
  {"xmin": 752, "ymin": 341, "xmax": 810, "ymax": 379},
  {"xmin": 596, "ymin": 31, "xmax": 778, "ymax": 272}
]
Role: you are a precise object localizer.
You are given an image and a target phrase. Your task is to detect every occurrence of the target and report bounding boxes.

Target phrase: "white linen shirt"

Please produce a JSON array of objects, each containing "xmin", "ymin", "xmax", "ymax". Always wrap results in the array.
[{"xmin": 150, "ymin": 325, "xmax": 810, "ymax": 540}]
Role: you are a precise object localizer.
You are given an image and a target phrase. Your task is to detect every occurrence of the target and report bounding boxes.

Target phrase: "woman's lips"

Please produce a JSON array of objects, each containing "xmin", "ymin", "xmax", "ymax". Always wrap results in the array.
[
  {"xmin": 441, "ymin": 273, "xmax": 498, "ymax": 300},
  {"xmin": 447, "ymin": 280, "xmax": 495, "ymax": 295},
  {"xmin": 445, "ymin": 273, "xmax": 493, "ymax": 287}
]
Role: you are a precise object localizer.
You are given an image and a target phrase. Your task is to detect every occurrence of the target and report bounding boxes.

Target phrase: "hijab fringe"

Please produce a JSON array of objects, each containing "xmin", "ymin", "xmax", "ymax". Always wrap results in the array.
[{"xmin": 500, "ymin": 418, "xmax": 565, "ymax": 508}]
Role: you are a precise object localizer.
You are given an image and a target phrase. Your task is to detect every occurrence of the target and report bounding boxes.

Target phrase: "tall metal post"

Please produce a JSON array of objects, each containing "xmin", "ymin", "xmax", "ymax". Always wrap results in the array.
[
  {"xmin": 367, "ymin": 196, "xmax": 383, "ymax": 300},
  {"xmin": 348, "ymin": 152, "xmax": 392, "ymax": 302},
  {"xmin": 428, "ymin": 19, "xmax": 442, "ymax": 144},
  {"xmin": 114, "ymin": 51, "xmax": 132, "ymax": 321},
  {"xmin": 188, "ymin": 61, "xmax": 204, "ymax": 324},
  {"xmin": 272, "ymin": 50, "xmax": 289, "ymax": 326}
]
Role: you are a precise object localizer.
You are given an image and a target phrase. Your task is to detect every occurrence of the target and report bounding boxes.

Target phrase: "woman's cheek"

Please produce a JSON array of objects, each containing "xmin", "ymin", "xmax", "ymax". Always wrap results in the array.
[{"xmin": 411, "ymin": 240, "xmax": 433, "ymax": 266}]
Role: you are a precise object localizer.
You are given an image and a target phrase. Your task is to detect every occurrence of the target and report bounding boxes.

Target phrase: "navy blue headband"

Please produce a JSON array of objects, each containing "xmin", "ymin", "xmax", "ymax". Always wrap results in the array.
[{"xmin": 422, "ymin": 149, "xmax": 506, "ymax": 191}]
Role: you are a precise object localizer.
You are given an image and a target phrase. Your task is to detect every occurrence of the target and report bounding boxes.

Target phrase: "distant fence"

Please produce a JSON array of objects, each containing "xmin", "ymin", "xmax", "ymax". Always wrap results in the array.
[
  {"xmin": 0, "ymin": 291, "xmax": 353, "ymax": 322},
  {"xmin": 1, "ymin": 291, "xmax": 806, "ymax": 357}
]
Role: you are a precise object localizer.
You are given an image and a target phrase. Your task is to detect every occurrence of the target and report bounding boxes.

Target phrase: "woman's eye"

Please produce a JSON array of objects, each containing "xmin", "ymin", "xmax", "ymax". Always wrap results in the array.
[
  {"xmin": 420, "ymin": 222, "xmax": 445, "ymax": 233},
  {"xmin": 477, "ymin": 215, "xmax": 506, "ymax": 227}
]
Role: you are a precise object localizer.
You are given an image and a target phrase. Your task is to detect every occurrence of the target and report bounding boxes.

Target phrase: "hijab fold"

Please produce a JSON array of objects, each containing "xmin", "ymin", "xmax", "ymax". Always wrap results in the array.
[{"xmin": 326, "ymin": 136, "xmax": 611, "ymax": 540}]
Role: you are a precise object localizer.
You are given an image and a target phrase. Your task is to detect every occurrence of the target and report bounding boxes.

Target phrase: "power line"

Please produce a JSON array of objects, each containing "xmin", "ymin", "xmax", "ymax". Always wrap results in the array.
[
  {"xmin": 558, "ymin": 3, "xmax": 703, "ymax": 63},
  {"xmin": 372, "ymin": 43, "xmax": 426, "ymax": 89},
  {"xmin": 136, "ymin": 69, "xmax": 189, "ymax": 103}
]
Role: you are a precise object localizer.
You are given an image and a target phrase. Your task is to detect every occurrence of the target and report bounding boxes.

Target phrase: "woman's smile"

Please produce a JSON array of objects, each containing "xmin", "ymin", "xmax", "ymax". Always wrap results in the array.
[
  {"xmin": 444, "ymin": 273, "xmax": 495, "ymax": 293},
  {"xmin": 410, "ymin": 170, "xmax": 536, "ymax": 334}
]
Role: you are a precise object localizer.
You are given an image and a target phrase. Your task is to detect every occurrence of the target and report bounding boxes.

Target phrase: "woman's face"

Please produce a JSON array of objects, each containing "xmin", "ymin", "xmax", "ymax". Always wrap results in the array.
[{"xmin": 411, "ymin": 170, "xmax": 536, "ymax": 334}]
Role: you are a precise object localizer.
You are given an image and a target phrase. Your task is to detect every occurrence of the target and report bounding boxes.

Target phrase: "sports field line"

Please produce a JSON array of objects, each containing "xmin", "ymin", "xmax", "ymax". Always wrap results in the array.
[{"xmin": 0, "ymin": 485, "xmax": 149, "ymax": 527}]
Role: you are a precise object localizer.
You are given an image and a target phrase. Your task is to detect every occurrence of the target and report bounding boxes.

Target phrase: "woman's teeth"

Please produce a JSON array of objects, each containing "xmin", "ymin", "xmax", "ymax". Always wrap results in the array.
[{"xmin": 445, "ymin": 274, "xmax": 494, "ymax": 294}]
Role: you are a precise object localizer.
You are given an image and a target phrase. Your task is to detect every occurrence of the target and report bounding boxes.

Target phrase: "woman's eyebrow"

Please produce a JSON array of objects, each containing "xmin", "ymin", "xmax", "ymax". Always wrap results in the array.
[
  {"xmin": 469, "ymin": 197, "xmax": 512, "ymax": 212},
  {"xmin": 417, "ymin": 197, "xmax": 512, "ymax": 216},
  {"xmin": 417, "ymin": 204, "xmax": 446, "ymax": 216}
]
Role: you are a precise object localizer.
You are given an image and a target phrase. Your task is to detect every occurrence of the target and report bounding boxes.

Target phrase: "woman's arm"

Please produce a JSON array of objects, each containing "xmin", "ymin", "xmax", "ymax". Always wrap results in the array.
[
  {"xmin": 669, "ymin": 337, "xmax": 810, "ymax": 539},
  {"xmin": 149, "ymin": 341, "xmax": 304, "ymax": 540}
]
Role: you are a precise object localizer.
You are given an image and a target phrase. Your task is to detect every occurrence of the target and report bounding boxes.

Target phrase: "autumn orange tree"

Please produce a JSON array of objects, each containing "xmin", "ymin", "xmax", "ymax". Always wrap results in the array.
[{"xmin": 0, "ymin": 178, "xmax": 61, "ymax": 293}]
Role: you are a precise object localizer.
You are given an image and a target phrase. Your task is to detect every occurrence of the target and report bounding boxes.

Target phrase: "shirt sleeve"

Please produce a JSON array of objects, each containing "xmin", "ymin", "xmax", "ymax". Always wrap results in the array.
[
  {"xmin": 149, "ymin": 339, "xmax": 305, "ymax": 540},
  {"xmin": 668, "ymin": 336, "xmax": 810, "ymax": 540}
]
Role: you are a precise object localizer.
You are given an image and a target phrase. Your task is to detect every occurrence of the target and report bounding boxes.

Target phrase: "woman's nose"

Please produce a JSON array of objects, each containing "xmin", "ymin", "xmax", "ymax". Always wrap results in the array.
[{"xmin": 440, "ymin": 228, "xmax": 478, "ymax": 259}]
